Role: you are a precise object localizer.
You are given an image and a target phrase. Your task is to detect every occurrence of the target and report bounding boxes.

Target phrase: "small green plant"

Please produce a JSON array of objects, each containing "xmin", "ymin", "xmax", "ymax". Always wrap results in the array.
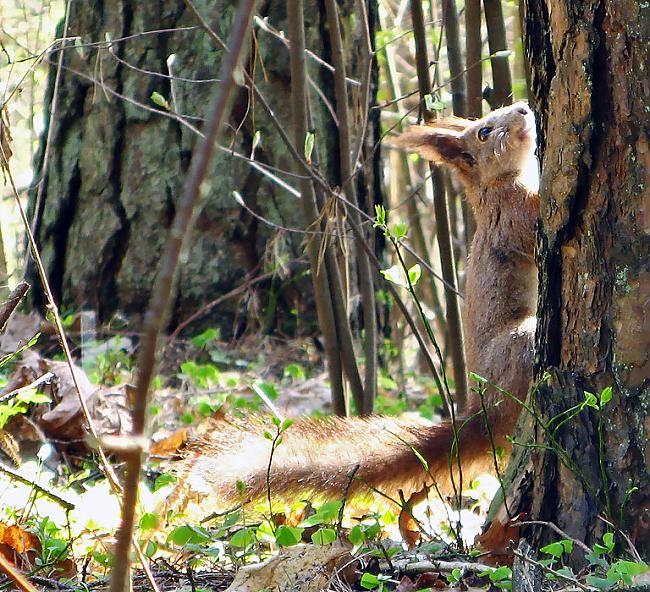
[
  {"xmin": 0, "ymin": 388, "xmax": 50, "ymax": 429},
  {"xmin": 584, "ymin": 533, "xmax": 648, "ymax": 590},
  {"xmin": 179, "ymin": 360, "xmax": 221, "ymax": 389}
]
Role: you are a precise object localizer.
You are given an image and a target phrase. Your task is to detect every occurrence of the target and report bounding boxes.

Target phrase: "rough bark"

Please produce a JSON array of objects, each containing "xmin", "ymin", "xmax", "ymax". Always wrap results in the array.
[
  {"xmin": 29, "ymin": 0, "xmax": 378, "ymax": 338},
  {"xmin": 511, "ymin": 0, "xmax": 649, "ymax": 554}
]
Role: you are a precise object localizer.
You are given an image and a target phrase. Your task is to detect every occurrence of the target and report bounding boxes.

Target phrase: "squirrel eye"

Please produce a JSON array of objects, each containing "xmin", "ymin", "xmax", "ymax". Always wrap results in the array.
[{"xmin": 477, "ymin": 126, "xmax": 492, "ymax": 142}]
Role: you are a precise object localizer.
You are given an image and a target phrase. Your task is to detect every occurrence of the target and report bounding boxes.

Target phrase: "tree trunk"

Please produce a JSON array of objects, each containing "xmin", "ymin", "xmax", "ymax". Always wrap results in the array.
[
  {"xmin": 29, "ymin": 0, "xmax": 379, "ymax": 339},
  {"xmin": 510, "ymin": 0, "xmax": 648, "ymax": 554}
]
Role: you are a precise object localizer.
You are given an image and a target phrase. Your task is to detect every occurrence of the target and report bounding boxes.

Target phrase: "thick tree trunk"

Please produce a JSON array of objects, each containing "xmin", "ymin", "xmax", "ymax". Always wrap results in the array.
[
  {"xmin": 509, "ymin": 0, "xmax": 649, "ymax": 554},
  {"xmin": 29, "ymin": 0, "xmax": 378, "ymax": 338}
]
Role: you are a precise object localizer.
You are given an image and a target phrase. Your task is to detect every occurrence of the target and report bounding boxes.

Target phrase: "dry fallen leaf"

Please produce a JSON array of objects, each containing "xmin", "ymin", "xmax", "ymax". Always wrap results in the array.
[
  {"xmin": 398, "ymin": 485, "xmax": 430, "ymax": 548},
  {"xmin": 150, "ymin": 427, "xmax": 190, "ymax": 456},
  {"xmin": 475, "ymin": 513, "xmax": 524, "ymax": 566}
]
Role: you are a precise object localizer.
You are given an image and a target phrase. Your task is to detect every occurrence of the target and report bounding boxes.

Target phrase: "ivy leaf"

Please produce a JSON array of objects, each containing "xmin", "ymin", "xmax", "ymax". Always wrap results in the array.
[
  {"xmin": 139, "ymin": 513, "xmax": 159, "ymax": 531},
  {"xmin": 229, "ymin": 527, "xmax": 254, "ymax": 548},
  {"xmin": 275, "ymin": 525, "xmax": 303, "ymax": 547},
  {"xmin": 311, "ymin": 527, "xmax": 336, "ymax": 545},
  {"xmin": 168, "ymin": 525, "xmax": 210, "ymax": 546},
  {"xmin": 585, "ymin": 575, "xmax": 618, "ymax": 590}
]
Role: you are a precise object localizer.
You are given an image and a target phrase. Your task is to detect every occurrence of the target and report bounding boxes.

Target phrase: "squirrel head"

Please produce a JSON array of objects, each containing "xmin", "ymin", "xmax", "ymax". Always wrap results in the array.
[{"xmin": 396, "ymin": 101, "xmax": 538, "ymax": 205}]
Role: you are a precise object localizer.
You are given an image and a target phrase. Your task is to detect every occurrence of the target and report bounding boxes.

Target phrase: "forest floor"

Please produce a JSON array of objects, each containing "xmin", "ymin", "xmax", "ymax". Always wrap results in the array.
[{"xmin": 0, "ymin": 313, "xmax": 647, "ymax": 591}]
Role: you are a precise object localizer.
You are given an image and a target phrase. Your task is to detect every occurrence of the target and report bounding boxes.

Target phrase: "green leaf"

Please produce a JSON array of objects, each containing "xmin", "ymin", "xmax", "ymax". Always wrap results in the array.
[
  {"xmin": 599, "ymin": 386, "xmax": 613, "ymax": 405},
  {"xmin": 299, "ymin": 501, "xmax": 342, "ymax": 526},
  {"xmin": 139, "ymin": 512, "xmax": 159, "ymax": 531},
  {"xmin": 17, "ymin": 390, "xmax": 51, "ymax": 404},
  {"xmin": 470, "ymin": 372, "xmax": 488, "ymax": 384},
  {"xmin": 560, "ymin": 539, "xmax": 574, "ymax": 554},
  {"xmin": 144, "ymin": 540, "xmax": 157, "ymax": 558},
  {"xmin": 374, "ymin": 206, "xmax": 385, "ymax": 226},
  {"xmin": 191, "ymin": 327, "xmax": 220, "ymax": 348},
  {"xmin": 553, "ymin": 566, "xmax": 575, "ymax": 579},
  {"xmin": 153, "ymin": 473, "xmax": 176, "ymax": 491},
  {"xmin": 284, "ymin": 363, "xmax": 305, "ymax": 380},
  {"xmin": 360, "ymin": 572, "xmax": 380, "ymax": 589},
  {"xmin": 407, "ymin": 264, "xmax": 421, "ymax": 286},
  {"xmin": 229, "ymin": 527, "xmax": 255, "ymax": 548},
  {"xmin": 304, "ymin": 131, "xmax": 315, "ymax": 164},
  {"xmin": 168, "ymin": 525, "xmax": 210, "ymax": 546},
  {"xmin": 311, "ymin": 528, "xmax": 336, "ymax": 545},
  {"xmin": 609, "ymin": 560, "xmax": 649, "ymax": 578},
  {"xmin": 602, "ymin": 531, "xmax": 615, "ymax": 552},
  {"xmin": 150, "ymin": 91, "xmax": 170, "ymax": 110},
  {"xmin": 540, "ymin": 539, "xmax": 572, "ymax": 558},
  {"xmin": 584, "ymin": 391, "xmax": 598, "ymax": 409},
  {"xmin": 489, "ymin": 566, "xmax": 512, "ymax": 582},
  {"xmin": 348, "ymin": 525, "xmax": 364, "ymax": 546},
  {"xmin": 254, "ymin": 382, "xmax": 279, "ymax": 401},
  {"xmin": 423, "ymin": 93, "xmax": 445, "ymax": 111},
  {"xmin": 391, "ymin": 221, "xmax": 408, "ymax": 240},
  {"xmin": 363, "ymin": 522, "xmax": 381, "ymax": 540},
  {"xmin": 275, "ymin": 525, "xmax": 303, "ymax": 547},
  {"xmin": 585, "ymin": 575, "xmax": 617, "ymax": 590},
  {"xmin": 93, "ymin": 551, "xmax": 114, "ymax": 567},
  {"xmin": 493, "ymin": 50, "xmax": 513, "ymax": 59}
]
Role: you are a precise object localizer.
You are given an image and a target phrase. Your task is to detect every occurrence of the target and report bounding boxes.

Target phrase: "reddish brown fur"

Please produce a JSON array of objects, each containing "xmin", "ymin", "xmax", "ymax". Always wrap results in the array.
[{"xmin": 178, "ymin": 102, "xmax": 539, "ymax": 507}]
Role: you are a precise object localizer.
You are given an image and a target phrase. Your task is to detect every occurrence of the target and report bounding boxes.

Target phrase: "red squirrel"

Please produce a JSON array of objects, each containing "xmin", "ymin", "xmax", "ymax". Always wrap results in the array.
[{"xmin": 177, "ymin": 102, "xmax": 539, "ymax": 506}]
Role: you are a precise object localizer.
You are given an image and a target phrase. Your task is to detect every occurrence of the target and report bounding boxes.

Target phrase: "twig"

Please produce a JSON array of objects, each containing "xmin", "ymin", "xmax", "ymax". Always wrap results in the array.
[
  {"xmin": 0, "ymin": 372, "xmax": 54, "ymax": 405},
  {"xmin": 597, "ymin": 515, "xmax": 643, "ymax": 564},
  {"xmin": 253, "ymin": 16, "xmax": 361, "ymax": 86},
  {"xmin": 336, "ymin": 464, "xmax": 359, "ymax": 538},
  {"xmin": 109, "ymin": 1, "xmax": 257, "ymax": 591},
  {"xmin": 398, "ymin": 558, "xmax": 494, "ymax": 574},
  {"xmin": 168, "ymin": 260, "xmax": 306, "ymax": 341},
  {"xmin": 517, "ymin": 520, "xmax": 591, "ymax": 555},
  {"xmin": 0, "ymin": 281, "xmax": 29, "ymax": 333},
  {"xmin": 0, "ymin": 462, "xmax": 75, "ymax": 511},
  {"xmin": 0, "ymin": 553, "xmax": 39, "ymax": 592}
]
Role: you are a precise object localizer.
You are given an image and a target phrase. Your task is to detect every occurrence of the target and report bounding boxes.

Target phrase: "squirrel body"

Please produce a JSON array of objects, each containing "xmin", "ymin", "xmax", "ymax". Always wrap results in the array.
[{"xmin": 178, "ymin": 102, "xmax": 539, "ymax": 506}]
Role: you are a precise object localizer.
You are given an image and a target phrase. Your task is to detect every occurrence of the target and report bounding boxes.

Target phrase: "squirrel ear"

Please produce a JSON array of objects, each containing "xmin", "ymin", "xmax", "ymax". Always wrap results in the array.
[{"xmin": 395, "ymin": 126, "xmax": 473, "ymax": 170}]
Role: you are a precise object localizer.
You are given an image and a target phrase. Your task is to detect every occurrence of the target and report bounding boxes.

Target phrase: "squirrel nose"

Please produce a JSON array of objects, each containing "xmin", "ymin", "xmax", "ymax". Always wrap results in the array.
[{"xmin": 514, "ymin": 102, "xmax": 530, "ymax": 116}]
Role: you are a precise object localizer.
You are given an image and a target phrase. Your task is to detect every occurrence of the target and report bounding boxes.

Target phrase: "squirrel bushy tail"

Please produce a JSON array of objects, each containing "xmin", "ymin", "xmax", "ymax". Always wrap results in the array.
[{"xmin": 179, "ymin": 411, "xmax": 510, "ymax": 505}]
